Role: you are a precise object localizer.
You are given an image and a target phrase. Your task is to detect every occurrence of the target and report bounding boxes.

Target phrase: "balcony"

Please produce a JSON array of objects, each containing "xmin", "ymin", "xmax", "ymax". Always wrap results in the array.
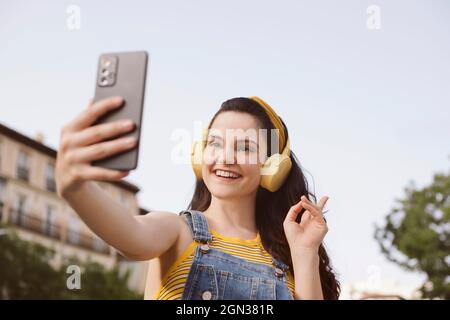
[
  {"xmin": 8, "ymin": 208, "xmax": 110, "ymax": 255},
  {"xmin": 9, "ymin": 208, "xmax": 61, "ymax": 240}
]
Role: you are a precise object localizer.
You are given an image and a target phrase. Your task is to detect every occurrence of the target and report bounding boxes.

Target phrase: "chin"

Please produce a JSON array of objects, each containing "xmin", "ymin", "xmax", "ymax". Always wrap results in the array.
[
  {"xmin": 203, "ymin": 178, "xmax": 238, "ymax": 197},
  {"xmin": 207, "ymin": 181, "xmax": 258, "ymax": 200}
]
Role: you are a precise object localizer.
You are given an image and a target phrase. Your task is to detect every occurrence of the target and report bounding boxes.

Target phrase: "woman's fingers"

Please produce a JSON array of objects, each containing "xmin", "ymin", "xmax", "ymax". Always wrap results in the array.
[
  {"xmin": 64, "ymin": 96, "xmax": 124, "ymax": 133},
  {"xmin": 69, "ymin": 119, "xmax": 135, "ymax": 148},
  {"xmin": 299, "ymin": 198, "xmax": 325, "ymax": 221},
  {"xmin": 284, "ymin": 199, "xmax": 303, "ymax": 223},
  {"xmin": 301, "ymin": 195, "xmax": 315, "ymax": 206},
  {"xmin": 317, "ymin": 196, "xmax": 329, "ymax": 211},
  {"xmin": 299, "ymin": 210, "xmax": 311, "ymax": 227},
  {"xmin": 68, "ymin": 136, "xmax": 137, "ymax": 163},
  {"xmin": 285, "ymin": 195, "xmax": 329, "ymax": 225},
  {"xmin": 75, "ymin": 165, "xmax": 130, "ymax": 181},
  {"xmin": 301, "ymin": 195, "xmax": 329, "ymax": 212}
]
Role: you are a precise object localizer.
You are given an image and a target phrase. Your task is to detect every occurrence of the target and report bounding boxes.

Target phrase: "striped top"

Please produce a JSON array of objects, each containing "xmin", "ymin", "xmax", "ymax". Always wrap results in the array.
[{"xmin": 154, "ymin": 229, "xmax": 295, "ymax": 300}]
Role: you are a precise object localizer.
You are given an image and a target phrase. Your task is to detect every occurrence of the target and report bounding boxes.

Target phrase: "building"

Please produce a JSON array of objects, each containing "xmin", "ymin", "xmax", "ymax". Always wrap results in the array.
[{"xmin": 0, "ymin": 121, "xmax": 149, "ymax": 294}]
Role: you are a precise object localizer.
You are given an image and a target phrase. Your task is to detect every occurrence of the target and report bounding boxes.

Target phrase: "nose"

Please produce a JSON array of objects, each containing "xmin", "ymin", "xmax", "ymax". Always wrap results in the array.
[{"xmin": 216, "ymin": 145, "xmax": 236, "ymax": 164}]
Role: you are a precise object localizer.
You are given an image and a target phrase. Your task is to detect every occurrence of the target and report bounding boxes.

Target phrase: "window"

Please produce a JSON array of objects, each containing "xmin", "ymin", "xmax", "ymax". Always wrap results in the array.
[
  {"xmin": 0, "ymin": 177, "xmax": 5, "ymax": 201},
  {"xmin": 67, "ymin": 215, "xmax": 80, "ymax": 245},
  {"xmin": 43, "ymin": 205, "xmax": 54, "ymax": 236},
  {"xmin": 45, "ymin": 163, "xmax": 56, "ymax": 192},
  {"xmin": 0, "ymin": 177, "xmax": 6, "ymax": 220},
  {"xmin": 16, "ymin": 151, "xmax": 30, "ymax": 181},
  {"xmin": 13, "ymin": 194, "xmax": 27, "ymax": 226}
]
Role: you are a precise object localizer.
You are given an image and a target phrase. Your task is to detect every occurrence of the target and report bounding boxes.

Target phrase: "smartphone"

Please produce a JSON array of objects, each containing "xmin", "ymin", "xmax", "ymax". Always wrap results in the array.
[{"xmin": 91, "ymin": 51, "xmax": 148, "ymax": 171}]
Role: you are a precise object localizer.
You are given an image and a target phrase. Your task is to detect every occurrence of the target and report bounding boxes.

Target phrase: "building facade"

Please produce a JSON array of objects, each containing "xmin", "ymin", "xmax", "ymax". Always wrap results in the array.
[{"xmin": 0, "ymin": 122, "xmax": 149, "ymax": 294}]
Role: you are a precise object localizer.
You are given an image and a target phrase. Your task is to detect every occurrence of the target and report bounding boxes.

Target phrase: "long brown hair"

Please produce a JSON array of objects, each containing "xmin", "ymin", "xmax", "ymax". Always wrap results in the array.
[{"xmin": 187, "ymin": 97, "xmax": 340, "ymax": 299}]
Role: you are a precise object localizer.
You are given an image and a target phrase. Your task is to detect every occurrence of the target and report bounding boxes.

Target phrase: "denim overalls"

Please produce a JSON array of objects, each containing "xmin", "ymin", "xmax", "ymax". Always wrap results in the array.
[{"xmin": 179, "ymin": 209, "xmax": 294, "ymax": 300}]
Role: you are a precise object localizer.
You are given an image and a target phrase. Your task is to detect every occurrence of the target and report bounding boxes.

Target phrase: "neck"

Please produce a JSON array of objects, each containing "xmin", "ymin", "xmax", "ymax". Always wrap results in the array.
[{"xmin": 204, "ymin": 193, "xmax": 258, "ymax": 235}]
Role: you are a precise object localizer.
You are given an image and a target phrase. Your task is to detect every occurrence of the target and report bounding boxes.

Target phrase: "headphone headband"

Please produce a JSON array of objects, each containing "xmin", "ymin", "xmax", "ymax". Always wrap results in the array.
[
  {"xmin": 248, "ymin": 96, "xmax": 287, "ymax": 153},
  {"xmin": 204, "ymin": 96, "xmax": 288, "ymax": 154}
]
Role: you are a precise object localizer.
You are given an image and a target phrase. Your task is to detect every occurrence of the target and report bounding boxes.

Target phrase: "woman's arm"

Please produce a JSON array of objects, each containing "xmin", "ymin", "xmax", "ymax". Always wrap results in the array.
[
  {"xmin": 291, "ymin": 248, "xmax": 323, "ymax": 300},
  {"xmin": 56, "ymin": 97, "xmax": 182, "ymax": 261},
  {"xmin": 62, "ymin": 180, "xmax": 182, "ymax": 260},
  {"xmin": 283, "ymin": 195, "xmax": 330, "ymax": 300}
]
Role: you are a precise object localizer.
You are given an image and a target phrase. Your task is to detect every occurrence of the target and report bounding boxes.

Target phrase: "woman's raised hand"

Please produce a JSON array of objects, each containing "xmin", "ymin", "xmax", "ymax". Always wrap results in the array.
[
  {"xmin": 55, "ymin": 96, "xmax": 136, "ymax": 197},
  {"xmin": 283, "ymin": 195, "xmax": 329, "ymax": 253}
]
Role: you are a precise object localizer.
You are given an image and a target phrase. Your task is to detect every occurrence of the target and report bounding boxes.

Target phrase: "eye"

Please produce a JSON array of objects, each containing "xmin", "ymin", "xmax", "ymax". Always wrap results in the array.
[
  {"xmin": 207, "ymin": 140, "xmax": 221, "ymax": 148},
  {"xmin": 237, "ymin": 144, "xmax": 255, "ymax": 152}
]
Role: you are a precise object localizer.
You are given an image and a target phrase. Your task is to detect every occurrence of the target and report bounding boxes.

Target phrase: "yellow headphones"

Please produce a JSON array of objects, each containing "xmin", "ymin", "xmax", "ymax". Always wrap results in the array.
[{"xmin": 190, "ymin": 96, "xmax": 292, "ymax": 192}]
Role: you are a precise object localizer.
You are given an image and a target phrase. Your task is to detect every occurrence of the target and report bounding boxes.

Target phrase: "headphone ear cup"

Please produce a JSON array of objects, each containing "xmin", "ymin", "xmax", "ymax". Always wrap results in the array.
[
  {"xmin": 260, "ymin": 154, "xmax": 292, "ymax": 192},
  {"xmin": 191, "ymin": 141, "xmax": 203, "ymax": 179}
]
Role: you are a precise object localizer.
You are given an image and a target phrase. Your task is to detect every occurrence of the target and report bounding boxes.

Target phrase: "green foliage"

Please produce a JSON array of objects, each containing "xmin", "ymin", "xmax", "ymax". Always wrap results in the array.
[
  {"xmin": 0, "ymin": 230, "xmax": 64, "ymax": 299},
  {"xmin": 61, "ymin": 257, "xmax": 142, "ymax": 300},
  {"xmin": 0, "ymin": 225, "xmax": 143, "ymax": 299},
  {"xmin": 374, "ymin": 169, "xmax": 450, "ymax": 299}
]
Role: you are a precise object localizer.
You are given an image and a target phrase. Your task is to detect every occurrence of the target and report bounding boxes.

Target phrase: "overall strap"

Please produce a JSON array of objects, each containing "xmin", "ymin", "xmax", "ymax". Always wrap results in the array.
[
  {"xmin": 179, "ymin": 209, "xmax": 213, "ymax": 244},
  {"xmin": 272, "ymin": 256, "xmax": 290, "ymax": 272}
]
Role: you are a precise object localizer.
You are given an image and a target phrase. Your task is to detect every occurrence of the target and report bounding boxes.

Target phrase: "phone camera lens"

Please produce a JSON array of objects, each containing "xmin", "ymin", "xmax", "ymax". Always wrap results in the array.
[
  {"xmin": 100, "ymin": 77, "xmax": 108, "ymax": 85},
  {"xmin": 102, "ymin": 60, "xmax": 111, "ymax": 68}
]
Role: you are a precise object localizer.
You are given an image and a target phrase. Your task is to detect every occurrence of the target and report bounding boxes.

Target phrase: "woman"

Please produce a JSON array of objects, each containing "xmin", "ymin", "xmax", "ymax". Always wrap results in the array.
[{"xmin": 56, "ymin": 96, "xmax": 340, "ymax": 300}]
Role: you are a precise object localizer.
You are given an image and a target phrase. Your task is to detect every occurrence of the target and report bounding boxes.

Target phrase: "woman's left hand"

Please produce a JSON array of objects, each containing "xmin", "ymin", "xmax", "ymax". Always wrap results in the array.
[{"xmin": 283, "ymin": 195, "xmax": 329, "ymax": 253}]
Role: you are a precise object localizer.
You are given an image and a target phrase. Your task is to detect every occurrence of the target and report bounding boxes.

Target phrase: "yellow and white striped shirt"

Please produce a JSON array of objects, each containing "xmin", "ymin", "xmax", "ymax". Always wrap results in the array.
[{"xmin": 154, "ymin": 229, "xmax": 295, "ymax": 300}]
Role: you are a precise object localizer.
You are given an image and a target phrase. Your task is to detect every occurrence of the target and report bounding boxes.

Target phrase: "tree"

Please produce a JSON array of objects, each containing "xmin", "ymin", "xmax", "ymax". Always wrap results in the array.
[
  {"xmin": 374, "ymin": 169, "xmax": 450, "ymax": 299},
  {"xmin": 0, "ymin": 225, "xmax": 143, "ymax": 299},
  {"xmin": 0, "ymin": 229, "xmax": 65, "ymax": 299},
  {"xmin": 61, "ymin": 258, "xmax": 142, "ymax": 300}
]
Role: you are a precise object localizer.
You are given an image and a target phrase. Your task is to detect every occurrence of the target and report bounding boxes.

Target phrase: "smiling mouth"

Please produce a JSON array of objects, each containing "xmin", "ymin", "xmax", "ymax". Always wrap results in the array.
[{"xmin": 213, "ymin": 169, "xmax": 242, "ymax": 181}]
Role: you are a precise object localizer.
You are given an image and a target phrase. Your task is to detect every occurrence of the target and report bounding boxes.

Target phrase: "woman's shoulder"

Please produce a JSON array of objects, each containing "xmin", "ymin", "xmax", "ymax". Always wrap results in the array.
[
  {"xmin": 143, "ymin": 209, "xmax": 194, "ymax": 234},
  {"xmin": 138, "ymin": 210, "xmax": 189, "ymax": 241},
  {"xmin": 146, "ymin": 210, "xmax": 197, "ymax": 266}
]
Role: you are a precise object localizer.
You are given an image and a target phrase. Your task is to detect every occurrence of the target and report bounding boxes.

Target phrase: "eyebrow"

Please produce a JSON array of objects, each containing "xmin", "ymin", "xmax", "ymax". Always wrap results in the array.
[{"xmin": 208, "ymin": 134, "xmax": 259, "ymax": 146}]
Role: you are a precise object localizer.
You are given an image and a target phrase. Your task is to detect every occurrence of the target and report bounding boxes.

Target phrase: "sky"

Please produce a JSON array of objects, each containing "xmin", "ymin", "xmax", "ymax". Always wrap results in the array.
[{"xmin": 1, "ymin": 0, "xmax": 449, "ymax": 294}]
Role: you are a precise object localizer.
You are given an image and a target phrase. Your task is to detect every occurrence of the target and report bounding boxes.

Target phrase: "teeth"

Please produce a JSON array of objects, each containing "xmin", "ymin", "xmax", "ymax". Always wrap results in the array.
[{"xmin": 215, "ymin": 170, "xmax": 239, "ymax": 179}]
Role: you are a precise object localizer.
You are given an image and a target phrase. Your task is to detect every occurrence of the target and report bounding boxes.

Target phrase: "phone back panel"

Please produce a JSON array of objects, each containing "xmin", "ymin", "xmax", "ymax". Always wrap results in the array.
[{"xmin": 92, "ymin": 51, "xmax": 148, "ymax": 170}]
